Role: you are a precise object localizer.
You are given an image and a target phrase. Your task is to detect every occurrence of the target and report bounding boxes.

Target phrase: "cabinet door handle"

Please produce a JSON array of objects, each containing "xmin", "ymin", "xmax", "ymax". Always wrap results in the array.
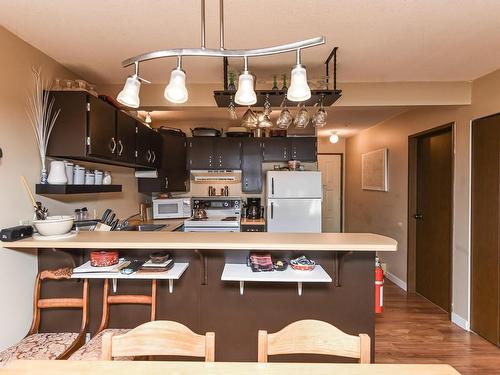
[
  {"xmin": 117, "ymin": 140, "xmax": 124, "ymax": 156},
  {"xmin": 271, "ymin": 202, "xmax": 274, "ymax": 219},
  {"xmin": 147, "ymin": 150, "xmax": 152, "ymax": 162},
  {"xmin": 152, "ymin": 151, "xmax": 156, "ymax": 163},
  {"xmin": 110, "ymin": 137, "xmax": 117, "ymax": 153},
  {"xmin": 165, "ymin": 177, "xmax": 169, "ymax": 189}
]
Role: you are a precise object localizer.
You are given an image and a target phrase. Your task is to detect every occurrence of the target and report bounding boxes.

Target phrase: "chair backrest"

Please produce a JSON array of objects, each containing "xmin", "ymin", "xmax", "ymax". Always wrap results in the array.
[
  {"xmin": 97, "ymin": 278, "xmax": 157, "ymax": 333},
  {"xmin": 257, "ymin": 319, "xmax": 370, "ymax": 363},
  {"xmin": 101, "ymin": 320, "xmax": 215, "ymax": 361},
  {"xmin": 29, "ymin": 268, "xmax": 89, "ymax": 335}
]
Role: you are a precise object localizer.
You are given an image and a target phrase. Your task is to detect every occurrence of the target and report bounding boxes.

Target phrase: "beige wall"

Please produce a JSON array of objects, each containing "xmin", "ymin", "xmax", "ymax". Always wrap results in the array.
[
  {"xmin": 345, "ymin": 68, "xmax": 500, "ymax": 326},
  {"xmin": 0, "ymin": 27, "xmax": 143, "ymax": 350}
]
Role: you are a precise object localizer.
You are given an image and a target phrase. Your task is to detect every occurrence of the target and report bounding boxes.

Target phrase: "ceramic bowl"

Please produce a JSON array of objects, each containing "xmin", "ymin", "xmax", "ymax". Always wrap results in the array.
[{"xmin": 33, "ymin": 215, "xmax": 74, "ymax": 236}]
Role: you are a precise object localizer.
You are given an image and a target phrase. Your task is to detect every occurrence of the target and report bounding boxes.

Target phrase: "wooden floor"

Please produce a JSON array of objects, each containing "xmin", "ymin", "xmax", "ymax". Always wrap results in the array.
[{"xmin": 376, "ymin": 281, "xmax": 500, "ymax": 374}]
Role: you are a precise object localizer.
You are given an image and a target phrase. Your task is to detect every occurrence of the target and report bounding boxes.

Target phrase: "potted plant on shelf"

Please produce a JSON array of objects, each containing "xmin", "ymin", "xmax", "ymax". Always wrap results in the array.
[{"xmin": 26, "ymin": 66, "xmax": 61, "ymax": 184}]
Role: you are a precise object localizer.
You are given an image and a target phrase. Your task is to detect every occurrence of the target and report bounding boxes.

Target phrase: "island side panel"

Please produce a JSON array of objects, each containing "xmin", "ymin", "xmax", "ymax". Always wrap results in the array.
[{"xmin": 37, "ymin": 249, "xmax": 375, "ymax": 362}]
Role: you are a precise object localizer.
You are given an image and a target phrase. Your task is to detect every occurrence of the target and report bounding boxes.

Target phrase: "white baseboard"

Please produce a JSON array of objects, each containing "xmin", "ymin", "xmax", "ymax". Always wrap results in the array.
[
  {"xmin": 385, "ymin": 271, "xmax": 407, "ymax": 291},
  {"xmin": 451, "ymin": 312, "xmax": 470, "ymax": 331}
]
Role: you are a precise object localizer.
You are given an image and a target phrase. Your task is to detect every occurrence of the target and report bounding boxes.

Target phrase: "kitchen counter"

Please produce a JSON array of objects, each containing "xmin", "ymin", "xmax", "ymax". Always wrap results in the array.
[
  {"xmin": 2, "ymin": 231, "xmax": 397, "ymax": 251},
  {"xmin": 3, "ymin": 231, "xmax": 397, "ymax": 362}
]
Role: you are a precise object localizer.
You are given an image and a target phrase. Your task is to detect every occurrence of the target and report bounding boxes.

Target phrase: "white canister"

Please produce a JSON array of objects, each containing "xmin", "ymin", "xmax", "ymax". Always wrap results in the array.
[
  {"xmin": 47, "ymin": 161, "xmax": 68, "ymax": 185},
  {"xmin": 65, "ymin": 161, "xmax": 74, "ymax": 184},
  {"xmin": 73, "ymin": 165, "xmax": 85, "ymax": 184},
  {"xmin": 84, "ymin": 170, "xmax": 95, "ymax": 185},
  {"xmin": 103, "ymin": 171, "xmax": 112, "ymax": 185},
  {"xmin": 94, "ymin": 170, "xmax": 103, "ymax": 185}
]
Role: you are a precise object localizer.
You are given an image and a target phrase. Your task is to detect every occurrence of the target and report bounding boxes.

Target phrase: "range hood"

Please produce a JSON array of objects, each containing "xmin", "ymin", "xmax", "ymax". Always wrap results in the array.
[{"xmin": 190, "ymin": 170, "xmax": 242, "ymax": 183}]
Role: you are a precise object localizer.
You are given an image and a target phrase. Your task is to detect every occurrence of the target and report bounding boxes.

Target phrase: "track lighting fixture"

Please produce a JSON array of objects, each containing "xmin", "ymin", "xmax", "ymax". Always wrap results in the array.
[
  {"xmin": 117, "ymin": 62, "xmax": 150, "ymax": 108},
  {"xmin": 235, "ymin": 57, "xmax": 257, "ymax": 106},
  {"xmin": 287, "ymin": 50, "xmax": 311, "ymax": 102}
]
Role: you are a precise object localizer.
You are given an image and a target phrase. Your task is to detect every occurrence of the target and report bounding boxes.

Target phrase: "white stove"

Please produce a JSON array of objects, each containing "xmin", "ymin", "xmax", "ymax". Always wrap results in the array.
[{"xmin": 184, "ymin": 197, "xmax": 241, "ymax": 232}]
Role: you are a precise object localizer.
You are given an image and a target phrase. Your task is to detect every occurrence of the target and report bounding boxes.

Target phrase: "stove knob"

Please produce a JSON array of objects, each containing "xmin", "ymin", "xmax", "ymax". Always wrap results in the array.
[{"xmin": 223, "ymin": 202, "xmax": 229, "ymax": 207}]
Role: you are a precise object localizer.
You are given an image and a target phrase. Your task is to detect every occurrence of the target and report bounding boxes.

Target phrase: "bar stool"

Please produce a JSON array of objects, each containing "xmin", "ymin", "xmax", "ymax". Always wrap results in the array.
[
  {"xmin": 68, "ymin": 278, "xmax": 157, "ymax": 360},
  {"xmin": 0, "ymin": 268, "xmax": 89, "ymax": 367}
]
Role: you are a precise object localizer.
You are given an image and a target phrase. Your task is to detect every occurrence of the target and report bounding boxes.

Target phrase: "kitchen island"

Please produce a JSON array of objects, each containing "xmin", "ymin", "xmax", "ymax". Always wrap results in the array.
[{"xmin": 3, "ymin": 232, "xmax": 396, "ymax": 362}]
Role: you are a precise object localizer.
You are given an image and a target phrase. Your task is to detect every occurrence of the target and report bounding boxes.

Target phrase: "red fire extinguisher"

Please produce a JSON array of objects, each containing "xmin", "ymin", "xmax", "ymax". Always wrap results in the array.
[{"xmin": 375, "ymin": 257, "xmax": 384, "ymax": 313}]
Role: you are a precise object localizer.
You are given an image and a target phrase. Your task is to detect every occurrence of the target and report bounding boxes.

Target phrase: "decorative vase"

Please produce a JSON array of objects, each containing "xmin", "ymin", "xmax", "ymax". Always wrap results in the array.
[
  {"xmin": 40, "ymin": 168, "xmax": 48, "ymax": 184},
  {"xmin": 47, "ymin": 160, "xmax": 67, "ymax": 185}
]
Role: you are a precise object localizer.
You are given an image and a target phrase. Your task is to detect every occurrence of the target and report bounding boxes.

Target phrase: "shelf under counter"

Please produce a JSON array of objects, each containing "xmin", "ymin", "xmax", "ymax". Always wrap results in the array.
[
  {"xmin": 71, "ymin": 262, "xmax": 189, "ymax": 293},
  {"xmin": 221, "ymin": 263, "xmax": 332, "ymax": 295}
]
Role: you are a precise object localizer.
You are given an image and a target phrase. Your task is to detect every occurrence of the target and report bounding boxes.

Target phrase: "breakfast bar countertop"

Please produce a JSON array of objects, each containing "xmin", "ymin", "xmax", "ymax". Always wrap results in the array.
[{"xmin": 2, "ymin": 231, "xmax": 397, "ymax": 252}]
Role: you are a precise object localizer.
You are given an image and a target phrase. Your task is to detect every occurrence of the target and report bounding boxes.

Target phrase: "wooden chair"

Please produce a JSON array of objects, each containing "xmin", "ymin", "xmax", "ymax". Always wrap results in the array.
[
  {"xmin": 68, "ymin": 278, "xmax": 157, "ymax": 360},
  {"xmin": 0, "ymin": 268, "xmax": 89, "ymax": 367},
  {"xmin": 257, "ymin": 319, "xmax": 370, "ymax": 363},
  {"xmin": 101, "ymin": 320, "xmax": 215, "ymax": 361}
]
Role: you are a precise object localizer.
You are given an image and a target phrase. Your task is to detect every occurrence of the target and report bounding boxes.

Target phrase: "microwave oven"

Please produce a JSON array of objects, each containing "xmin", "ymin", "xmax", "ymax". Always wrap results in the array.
[{"xmin": 153, "ymin": 198, "xmax": 192, "ymax": 219}]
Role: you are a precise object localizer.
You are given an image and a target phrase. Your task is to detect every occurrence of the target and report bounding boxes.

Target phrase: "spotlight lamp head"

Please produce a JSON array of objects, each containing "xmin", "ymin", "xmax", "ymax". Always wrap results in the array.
[
  {"xmin": 116, "ymin": 62, "xmax": 150, "ymax": 109},
  {"xmin": 164, "ymin": 56, "xmax": 189, "ymax": 104}
]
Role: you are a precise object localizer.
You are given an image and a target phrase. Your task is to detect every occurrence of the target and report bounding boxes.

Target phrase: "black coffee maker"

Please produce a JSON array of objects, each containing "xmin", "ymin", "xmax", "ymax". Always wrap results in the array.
[{"xmin": 245, "ymin": 198, "xmax": 264, "ymax": 220}]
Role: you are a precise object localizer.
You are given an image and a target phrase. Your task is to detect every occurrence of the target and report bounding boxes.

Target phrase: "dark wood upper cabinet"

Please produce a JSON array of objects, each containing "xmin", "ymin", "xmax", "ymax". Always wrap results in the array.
[
  {"xmin": 214, "ymin": 138, "xmax": 242, "ymax": 169},
  {"xmin": 136, "ymin": 123, "xmax": 162, "ymax": 168},
  {"xmin": 138, "ymin": 129, "xmax": 189, "ymax": 193},
  {"xmin": 188, "ymin": 137, "xmax": 215, "ymax": 169},
  {"xmin": 46, "ymin": 91, "xmax": 160, "ymax": 169},
  {"xmin": 115, "ymin": 111, "xmax": 136, "ymax": 164},
  {"xmin": 262, "ymin": 138, "xmax": 289, "ymax": 161},
  {"xmin": 87, "ymin": 95, "xmax": 116, "ymax": 159},
  {"xmin": 290, "ymin": 137, "xmax": 317, "ymax": 162},
  {"xmin": 241, "ymin": 138, "xmax": 263, "ymax": 193}
]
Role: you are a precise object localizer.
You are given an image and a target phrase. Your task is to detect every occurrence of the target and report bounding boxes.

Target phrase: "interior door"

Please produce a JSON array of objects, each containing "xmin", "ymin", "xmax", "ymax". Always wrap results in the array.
[
  {"xmin": 471, "ymin": 114, "xmax": 500, "ymax": 345},
  {"xmin": 317, "ymin": 154, "xmax": 342, "ymax": 232},
  {"xmin": 415, "ymin": 127, "xmax": 453, "ymax": 312},
  {"xmin": 267, "ymin": 198, "xmax": 322, "ymax": 233}
]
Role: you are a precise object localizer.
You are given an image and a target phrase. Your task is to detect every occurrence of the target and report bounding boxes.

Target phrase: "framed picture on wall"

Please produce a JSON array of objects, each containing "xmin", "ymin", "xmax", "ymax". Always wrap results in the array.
[{"xmin": 362, "ymin": 148, "xmax": 389, "ymax": 191}]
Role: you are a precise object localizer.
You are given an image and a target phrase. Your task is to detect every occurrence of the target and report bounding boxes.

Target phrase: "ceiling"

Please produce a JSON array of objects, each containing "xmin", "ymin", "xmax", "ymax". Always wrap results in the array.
[
  {"xmin": 139, "ymin": 106, "xmax": 410, "ymax": 137},
  {"xmin": 2, "ymin": 0, "xmax": 500, "ymax": 85}
]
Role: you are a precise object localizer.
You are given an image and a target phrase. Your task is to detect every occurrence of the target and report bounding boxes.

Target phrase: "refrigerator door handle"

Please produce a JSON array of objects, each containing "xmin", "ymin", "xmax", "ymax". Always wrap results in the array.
[
  {"xmin": 271, "ymin": 178, "xmax": 275, "ymax": 195},
  {"xmin": 271, "ymin": 202, "xmax": 274, "ymax": 219}
]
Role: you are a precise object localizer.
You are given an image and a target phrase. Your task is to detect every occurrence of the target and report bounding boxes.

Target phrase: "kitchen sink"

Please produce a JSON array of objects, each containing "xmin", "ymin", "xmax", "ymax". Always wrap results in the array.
[{"xmin": 120, "ymin": 224, "xmax": 167, "ymax": 231}]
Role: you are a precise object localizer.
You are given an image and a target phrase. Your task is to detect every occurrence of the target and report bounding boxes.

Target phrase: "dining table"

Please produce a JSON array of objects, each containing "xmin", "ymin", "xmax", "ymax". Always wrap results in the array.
[{"xmin": 1, "ymin": 360, "xmax": 461, "ymax": 374}]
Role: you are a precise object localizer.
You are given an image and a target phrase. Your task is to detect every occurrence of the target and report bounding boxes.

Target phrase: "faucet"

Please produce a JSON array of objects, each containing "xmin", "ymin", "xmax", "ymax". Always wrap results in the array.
[{"xmin": 120, "ymin": 212, "xmax": 143, "ymax": 229}]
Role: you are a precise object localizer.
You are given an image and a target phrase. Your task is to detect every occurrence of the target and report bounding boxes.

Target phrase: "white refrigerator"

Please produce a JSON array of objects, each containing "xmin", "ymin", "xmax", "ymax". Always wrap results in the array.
[{"xmin": 266, "ymin": 171, "xmax": 322, "ymax": 233}]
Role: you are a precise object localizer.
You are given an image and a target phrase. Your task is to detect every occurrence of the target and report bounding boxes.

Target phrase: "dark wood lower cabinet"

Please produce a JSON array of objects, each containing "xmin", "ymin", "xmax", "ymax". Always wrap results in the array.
[{"xmin": 471, "ymin": 113, "xmax": 500, "ymax": 346}]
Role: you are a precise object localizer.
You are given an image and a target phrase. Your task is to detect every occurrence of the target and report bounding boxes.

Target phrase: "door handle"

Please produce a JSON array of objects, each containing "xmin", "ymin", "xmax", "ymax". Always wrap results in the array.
[
  {"xmin": 110, "ymin": 137, "xmax": 117, "ymax": 153},
  {"xmin": 151, "ymin": 151, "xmax": 156, "ymax": 164},
  {"xmin": 271, "ymin": 178, "xmax": 274, "ymax": 195},
  {"xmin": 413, "ymin": 214, "xmax": 423, "ymax": 220},
  {"xmin": 147, "ymin": 150, "xmax": 152, "ymax": 162},
  {"xmin": 271, "ymin": 202, "xmax": 274, "ymax": 219},
  {"xmin": 117, "ymin": 140, "xmax": 123, "ymax": 156}
]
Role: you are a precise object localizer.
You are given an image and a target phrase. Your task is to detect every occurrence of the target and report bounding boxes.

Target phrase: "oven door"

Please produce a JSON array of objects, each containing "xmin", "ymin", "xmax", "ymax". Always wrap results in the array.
[{"xmin": 153, "ymin": 200, "xmax": 185, "ymax": 219}]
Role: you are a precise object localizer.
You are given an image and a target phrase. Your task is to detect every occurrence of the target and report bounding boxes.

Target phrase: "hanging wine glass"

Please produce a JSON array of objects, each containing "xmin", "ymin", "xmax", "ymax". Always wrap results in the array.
[
  {"xmin": 312, "ymin": 97, "xmax": 327, "ymax": 128},
  {"xmin": 276, "ymin": 97, "xmax": 293, "ymax": 129},
  {"xmin": 257, "ymin": 111, "xmax": 273, "ymax": 128},
  {"xmin": 241, "ymin": 107, "xmax": 258, "ymax": 128},
  {"xmin": 294, "ymin": 103, "xmax": 310, "ymax": 128},
  {"xmin": 228, "ymin": 95, "xmax": 237, "ymax": 120}
]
